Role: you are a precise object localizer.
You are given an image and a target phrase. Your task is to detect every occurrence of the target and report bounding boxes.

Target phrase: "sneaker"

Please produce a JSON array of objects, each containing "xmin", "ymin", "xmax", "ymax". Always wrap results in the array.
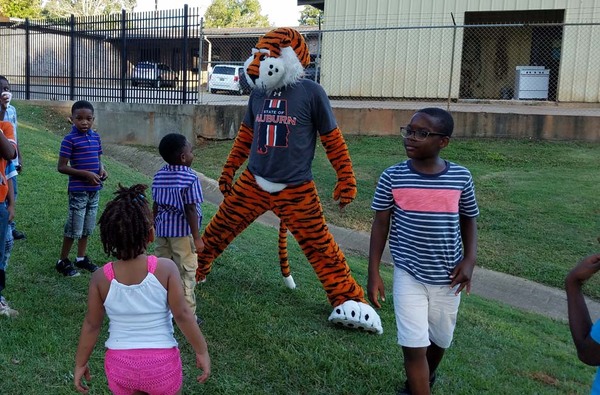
[
  {"xmin": 12, "ymin": 229, "xmax": 25, "ymax": 240},
  {"xmin": 196, "ymin": 316, "xmax": 204, "ymax": 326},
  {"xmin": 0, "ymin": 296, "xmax": 19, "ymax": 317},
  {"xmin": 75, "ymin": 256, "xmax": 98, "ymax": 273},
  {"xmin": 56, "ymin": 258, "xmax": 80, "ymax": 277}
]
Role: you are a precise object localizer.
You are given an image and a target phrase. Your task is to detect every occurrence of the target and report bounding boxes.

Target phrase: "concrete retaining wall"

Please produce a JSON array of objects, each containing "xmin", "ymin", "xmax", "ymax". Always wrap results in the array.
[{"xmin": 32, "ymin": 100, "xmax": 600, "ymax": 146}]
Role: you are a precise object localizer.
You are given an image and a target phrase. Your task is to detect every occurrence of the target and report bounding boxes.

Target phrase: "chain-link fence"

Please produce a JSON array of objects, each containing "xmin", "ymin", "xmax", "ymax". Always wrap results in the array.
[
  {"xmin": 1, "ymin": 8, "xmax": 599, "ymax": 109},
  {"xmin": 197, "ymin": 20, "xmax": 600, "ymax": 111}
]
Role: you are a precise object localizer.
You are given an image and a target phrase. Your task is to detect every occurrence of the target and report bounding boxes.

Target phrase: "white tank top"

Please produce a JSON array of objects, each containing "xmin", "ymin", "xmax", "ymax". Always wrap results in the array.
[{"xmin": 103, "ymin": 255, "xmax": 177, "ymax": 350}]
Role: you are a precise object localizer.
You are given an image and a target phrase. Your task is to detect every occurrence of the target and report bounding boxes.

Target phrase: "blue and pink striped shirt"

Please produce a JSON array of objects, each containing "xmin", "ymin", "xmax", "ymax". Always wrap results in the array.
[
  {"xmin": 59, "ymin": 126, "xmax": 103, "ymax": 192},
  {"xmin": 372, "ymin": 160, "xmax": 479, "ymax": 285},
  {"xmin": 152, "ymin": 165, "xmax": 203, "ymax": 238}
]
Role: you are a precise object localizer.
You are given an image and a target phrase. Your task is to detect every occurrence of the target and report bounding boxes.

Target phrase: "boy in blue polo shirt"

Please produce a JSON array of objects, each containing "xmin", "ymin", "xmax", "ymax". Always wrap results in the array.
[
  {"xmin": 56, "ymin": 100, "xmax": 108, "ymax": 277},
  {"xmin": 152, "ymin": 133, "xmax": 204, "ymax": 323},
  {"xmin": 368, "ymin": 108, "xmax": 479, "ymax": 394}
]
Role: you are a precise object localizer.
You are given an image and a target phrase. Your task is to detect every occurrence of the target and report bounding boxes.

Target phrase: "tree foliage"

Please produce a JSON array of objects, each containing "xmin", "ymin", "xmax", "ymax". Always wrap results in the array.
[
  {"xmin": 0, "ymin": 0, "xmax": 43, "ymax": 19},
  {"xmin": 42, "ymin": 0, "xmax": 137, "ymax": 18},
  {"xmin": 204, "ymin": 0, "xmax": 270, "ymax": 28},
  {"xmin": 298, "ymin": 5, "xmax": 322, "ymax": 26}
]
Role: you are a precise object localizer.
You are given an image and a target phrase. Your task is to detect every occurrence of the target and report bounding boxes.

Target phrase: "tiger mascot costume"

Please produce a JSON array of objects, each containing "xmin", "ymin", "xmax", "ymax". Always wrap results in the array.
[{"xmin": 196, "ymin": 27, "xmax": 382, "ymax": 335}]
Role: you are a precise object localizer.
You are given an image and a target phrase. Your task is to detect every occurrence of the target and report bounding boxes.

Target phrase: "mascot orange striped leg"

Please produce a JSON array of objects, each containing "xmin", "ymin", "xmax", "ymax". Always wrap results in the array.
[
  {"xmin": 197, "ymin": 170, "xmax": 382, "ymax": 334},
  {"xmin": 195, "ymin": 172, "xmax": 270, "ymax": 270}
]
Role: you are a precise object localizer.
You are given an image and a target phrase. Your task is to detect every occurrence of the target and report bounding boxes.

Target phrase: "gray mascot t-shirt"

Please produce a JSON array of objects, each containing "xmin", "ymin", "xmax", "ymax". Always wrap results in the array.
[{"xmin": 244, "ymin": 79, "xmax": 337, "ymax": 185}]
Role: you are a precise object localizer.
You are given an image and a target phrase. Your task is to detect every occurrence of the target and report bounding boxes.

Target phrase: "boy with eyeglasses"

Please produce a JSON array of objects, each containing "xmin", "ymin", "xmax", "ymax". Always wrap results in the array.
[{"xmin": 367, "ymin": 107, "xmax": 479, "ymax": 394}]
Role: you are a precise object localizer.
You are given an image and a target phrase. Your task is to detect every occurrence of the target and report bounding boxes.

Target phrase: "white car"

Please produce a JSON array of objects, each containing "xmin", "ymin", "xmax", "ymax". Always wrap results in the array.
[{"xmin": 208, "ymin": 65, "xmax": 250, "ymax": 95}]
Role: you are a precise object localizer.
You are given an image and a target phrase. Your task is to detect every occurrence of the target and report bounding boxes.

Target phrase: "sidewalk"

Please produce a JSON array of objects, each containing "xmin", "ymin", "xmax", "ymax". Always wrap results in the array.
[{"xmin": 104, "ymin": 143, "xmax": 600, "ymax": 322}]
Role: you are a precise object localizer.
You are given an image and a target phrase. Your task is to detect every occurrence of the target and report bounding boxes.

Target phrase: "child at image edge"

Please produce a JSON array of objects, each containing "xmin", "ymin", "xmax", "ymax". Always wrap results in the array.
[
  {"xmin": 368, "ymin": 108, "xmax": 479, "ymax": 395},
  {"xmin": 152, "ymin": 133, "xmax": 204, "ymax": 324},
  {"xmin": 0, "ymin": 76, "xmax": 25, "ymax": 241},
  {"xmin": 0, "ymin": 121, "xmax": 17, "ymax": 317},
  {"xmin": 74, "ymin": 184, "xmax": 210, "ymax": 394},
  {"xmin": 56, "ymin": 100, "xmax": 107, "ymax": 277},
  {"xmin": 565, "ymin": 252, "xmax": 600, "ymax": 394}
]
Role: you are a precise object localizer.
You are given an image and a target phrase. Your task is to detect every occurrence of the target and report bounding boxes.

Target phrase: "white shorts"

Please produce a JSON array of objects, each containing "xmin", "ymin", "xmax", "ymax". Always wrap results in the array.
[{"xmin": 393, "ymin": 267, "xmax": 461, "ymax": 349}]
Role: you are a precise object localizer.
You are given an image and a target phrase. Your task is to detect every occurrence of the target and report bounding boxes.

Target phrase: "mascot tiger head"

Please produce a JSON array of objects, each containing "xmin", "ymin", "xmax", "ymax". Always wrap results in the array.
[{"xmin": 243, "ymin": 27, "xmax": 310, "ymax": 92}]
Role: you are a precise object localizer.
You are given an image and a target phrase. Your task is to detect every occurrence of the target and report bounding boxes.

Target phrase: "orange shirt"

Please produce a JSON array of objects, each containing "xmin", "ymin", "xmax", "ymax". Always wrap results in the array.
[{"xmin": 0, "ymin": 121, "xmax": 17, "ymax": 203}]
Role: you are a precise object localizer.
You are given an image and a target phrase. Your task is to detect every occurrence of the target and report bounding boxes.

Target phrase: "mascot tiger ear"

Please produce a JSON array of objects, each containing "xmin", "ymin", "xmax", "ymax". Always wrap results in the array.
[
  {"xmin": 244, "ymin": 27, "xmax": 310, "ymax": 92},
  {"xmin": 197, "ymin": 27, "xmax": 382, "ymax": 335}
]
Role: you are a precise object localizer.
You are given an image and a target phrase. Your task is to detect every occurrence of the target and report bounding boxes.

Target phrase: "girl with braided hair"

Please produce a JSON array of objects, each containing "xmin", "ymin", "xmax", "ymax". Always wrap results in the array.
[{"xmin": 74, "ymin": 184, "xmax": 210, "ymax": 394}]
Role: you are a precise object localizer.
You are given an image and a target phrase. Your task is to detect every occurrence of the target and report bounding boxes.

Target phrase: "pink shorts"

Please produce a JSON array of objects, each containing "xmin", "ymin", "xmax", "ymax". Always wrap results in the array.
[{"xmin": 104, "ymin": 347, "xmax": 183, "ymax": 395}]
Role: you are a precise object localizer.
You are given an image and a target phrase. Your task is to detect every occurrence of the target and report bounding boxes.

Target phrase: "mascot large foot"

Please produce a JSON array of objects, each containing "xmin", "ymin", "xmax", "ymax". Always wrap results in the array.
[{"xmin": 328, "ymin": 300, "xmax": 383, "ymax": 335}]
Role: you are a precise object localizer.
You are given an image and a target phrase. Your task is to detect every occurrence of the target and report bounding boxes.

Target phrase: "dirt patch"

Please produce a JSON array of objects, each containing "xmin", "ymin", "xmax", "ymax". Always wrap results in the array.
[{"xmin": 529, "ymin": 371, "xmax": 560, "ymax": 387}]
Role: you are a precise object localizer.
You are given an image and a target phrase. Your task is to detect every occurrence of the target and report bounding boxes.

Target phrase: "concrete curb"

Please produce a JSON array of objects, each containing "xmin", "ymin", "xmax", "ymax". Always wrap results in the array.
[{"xmin": 104, "ymin": 143, "xmax": 600, "ymax": 322}]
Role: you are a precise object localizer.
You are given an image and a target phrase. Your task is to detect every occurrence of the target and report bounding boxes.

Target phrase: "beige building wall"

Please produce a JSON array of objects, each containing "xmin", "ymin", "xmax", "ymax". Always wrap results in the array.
[
  {"xmin": 559, "ymin": 23, "xmax": 600, "ymax": 102},
  {"xmin": 323, "ymin": 0, "xmax": 600, "ymax": 102}
]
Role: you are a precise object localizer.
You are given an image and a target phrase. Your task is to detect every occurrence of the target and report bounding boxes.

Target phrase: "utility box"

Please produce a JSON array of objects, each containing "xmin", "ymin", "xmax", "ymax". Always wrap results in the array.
[{"xmin": 514, "ymin": 66, "xmax": 550, "ymax": 100}]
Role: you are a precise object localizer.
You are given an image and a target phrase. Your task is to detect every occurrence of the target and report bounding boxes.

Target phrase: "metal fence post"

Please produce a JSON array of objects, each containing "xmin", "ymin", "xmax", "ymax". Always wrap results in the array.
[
  {"xmin": 447, "ymin": 12, "xmax": 457, "ymax": 110},
  {"xmin": 315, "ymin": 15, "xmax": 322, "ymax": 82},
  {"xmin": 121, "ymin": 9, "xmax": 127, "ymax": 102},
  {"xmin": 69, "ymin": 14, "xmax": 75, "ymax": 100},
  {"xmin": 198, "ymin": 18, "xmax": 204, "ymax": 103},
  {"xmin": 182, "ymin": 4, "xmax": 189, "ymax": 104},
  {"xmin": 25, "ymin": 19, "xmax": 30, "ymax": 100}
]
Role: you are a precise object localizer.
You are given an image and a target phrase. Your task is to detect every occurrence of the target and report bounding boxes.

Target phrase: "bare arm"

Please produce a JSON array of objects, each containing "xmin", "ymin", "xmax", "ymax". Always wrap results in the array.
[
  {"xmin": 460, "ymin": 215, "xmax": 478, "ymax": 263},
  {"xmin": 161, "ymin": 258, "xmax": 211, "ymax": 383},
  {"xmin": 0, "ymin": 124, "xmax": 16, "ymax": 161},
  {"xmin": 74, "ymin": 271, "xmax": 106, "ymax": 393},
  {"xmin": 565, "ymin": 253, "xmax": 600, "ymax": 366},
  {"xmin": 98, "ymin": 156, "xmax": 108, "ymax": 180},
  {"xmin": 449, "ymin": 215, "xmax": 478, "ymax": 295},
  {"xmin": 367, "ymin": 209, "xmax": 391, "ymax": 308}
]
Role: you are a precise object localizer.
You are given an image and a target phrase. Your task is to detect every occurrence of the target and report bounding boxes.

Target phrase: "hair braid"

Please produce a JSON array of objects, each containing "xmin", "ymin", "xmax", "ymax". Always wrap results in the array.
[{"xmin": 98, "ymin": 184, "xmax": 153, "ymax": 260}]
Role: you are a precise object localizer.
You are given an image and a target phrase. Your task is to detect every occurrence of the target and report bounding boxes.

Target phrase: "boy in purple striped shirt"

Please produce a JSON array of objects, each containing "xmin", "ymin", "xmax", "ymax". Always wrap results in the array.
[
  {"xmin": 56, "ymin": 101, "xmax": 107, "ymax": 277},
  {"xmin": 152, "ymin": 133, "xmax": 204, "ymax": 324}
]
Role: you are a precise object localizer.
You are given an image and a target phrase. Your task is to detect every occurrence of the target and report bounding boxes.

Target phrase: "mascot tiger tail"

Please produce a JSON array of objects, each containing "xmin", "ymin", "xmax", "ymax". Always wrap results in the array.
[{"xmin": 196, "ymin": 27, "xmax": 382, "ymax": 335}]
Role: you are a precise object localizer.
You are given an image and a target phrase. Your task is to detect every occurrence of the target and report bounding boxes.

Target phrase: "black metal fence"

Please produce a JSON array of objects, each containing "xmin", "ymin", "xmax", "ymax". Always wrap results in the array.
[{"xmin": 1, "ymin": 6, "xmax": 201, "ymax": 104}]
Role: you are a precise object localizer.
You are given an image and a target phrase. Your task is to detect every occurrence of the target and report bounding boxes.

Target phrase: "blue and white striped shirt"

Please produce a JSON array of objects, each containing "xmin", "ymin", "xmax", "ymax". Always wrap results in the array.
[
  {"xmin": 372, "ymin": 160, "xmax": 479, "ymax": 285},
  {"xmin": 152, "ymin": 165, "xmax": 203, "ymax": 238}
]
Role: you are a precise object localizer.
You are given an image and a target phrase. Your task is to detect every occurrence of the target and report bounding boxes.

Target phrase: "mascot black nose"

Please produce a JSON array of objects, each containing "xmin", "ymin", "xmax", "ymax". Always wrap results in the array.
[{"xmin": 249, "ymin": 74, "xmax": 258, "ymax": 83}]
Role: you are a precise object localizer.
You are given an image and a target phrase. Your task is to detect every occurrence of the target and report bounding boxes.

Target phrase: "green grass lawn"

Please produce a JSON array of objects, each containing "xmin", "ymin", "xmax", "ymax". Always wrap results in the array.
[{"xmin": 0, "ymin": 102, "xmax": 596, "ymax": 394}]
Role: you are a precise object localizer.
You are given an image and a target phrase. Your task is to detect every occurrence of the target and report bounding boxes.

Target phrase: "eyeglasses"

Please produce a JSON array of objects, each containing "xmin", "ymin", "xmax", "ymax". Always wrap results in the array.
[{"xmin": 400, "ymin": 127, "xmax": 447, "ymax": 141}]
